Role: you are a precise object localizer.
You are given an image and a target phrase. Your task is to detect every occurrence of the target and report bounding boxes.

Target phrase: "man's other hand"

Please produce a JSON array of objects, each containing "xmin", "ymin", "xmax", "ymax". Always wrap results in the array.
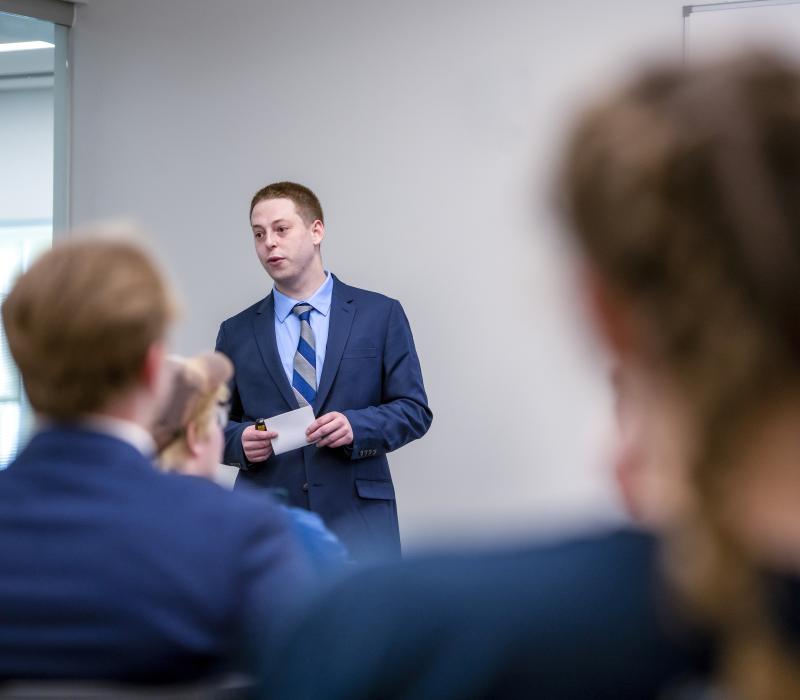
[{"xmin": 306, "ymin": 412, "xmax": 354, "ymax": 449}]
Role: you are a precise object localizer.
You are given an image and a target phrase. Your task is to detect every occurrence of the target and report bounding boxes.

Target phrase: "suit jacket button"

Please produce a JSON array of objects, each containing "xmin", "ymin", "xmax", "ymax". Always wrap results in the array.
[{"xmin": 302, "ymin": 482, "xmax": 309, "ymax": 492}]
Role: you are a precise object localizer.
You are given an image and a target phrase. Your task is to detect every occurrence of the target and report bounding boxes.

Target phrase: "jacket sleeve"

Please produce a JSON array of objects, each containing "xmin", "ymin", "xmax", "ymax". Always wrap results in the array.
[{"xmin": 342, "ymin": 300, "xmax": 432, "ymax": 460}]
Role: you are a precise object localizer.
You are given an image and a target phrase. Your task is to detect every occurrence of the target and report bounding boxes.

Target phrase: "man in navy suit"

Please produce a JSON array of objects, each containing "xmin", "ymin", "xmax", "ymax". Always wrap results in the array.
[
  {"xmin": 0, "ymin": 236, "xmax": 313, "ymax": 683},
  {"xmin": 216, "ymin": 182, "xmax": 432, "ymax": 560}
]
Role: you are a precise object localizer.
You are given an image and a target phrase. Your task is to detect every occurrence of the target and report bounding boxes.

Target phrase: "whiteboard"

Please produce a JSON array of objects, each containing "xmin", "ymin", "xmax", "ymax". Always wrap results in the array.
[{"xmin": 685, "ymin": 0, "xmax": 800, "ymax": 61}]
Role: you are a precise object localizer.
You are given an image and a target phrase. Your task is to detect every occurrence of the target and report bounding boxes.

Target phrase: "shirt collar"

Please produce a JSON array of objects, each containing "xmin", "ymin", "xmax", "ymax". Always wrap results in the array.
[
  {"xmin": 273, "ymin": 272, "xmax": 333, "ymax": 323},
  {"xmin": 76, "ymin": 414, "xmax": 158, "ymax": 458}
]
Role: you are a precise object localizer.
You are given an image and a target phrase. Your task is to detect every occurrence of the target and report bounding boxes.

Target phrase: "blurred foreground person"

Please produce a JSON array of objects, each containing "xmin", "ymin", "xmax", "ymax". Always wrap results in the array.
[
  {"xmin": 152, "ymin": 351, "xmax": 349, "ymax": 572},
  {"xmin": 0, "ymin": 236, "xmax": 313, "ymax": 684},
  {"xmin": 264, "ymin": 51, "xmax": 800, "ymax": 700}
]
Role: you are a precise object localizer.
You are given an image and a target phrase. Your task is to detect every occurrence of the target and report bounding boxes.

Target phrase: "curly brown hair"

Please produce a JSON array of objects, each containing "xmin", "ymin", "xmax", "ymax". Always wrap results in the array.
[{"xmin": 562, "ymin": 51, "xmax": 800, "ymax": 699}]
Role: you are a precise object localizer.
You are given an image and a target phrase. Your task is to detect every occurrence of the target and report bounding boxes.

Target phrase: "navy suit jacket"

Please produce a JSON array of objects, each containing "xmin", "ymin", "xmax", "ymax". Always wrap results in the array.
[
  {"xmin": 0, "ymin": 427, "xmax": 313, "ymax": 683},
  {"xmin": 264, "ymin": 530, "xmax": 717, "ymax": 699},
  {"xmin": 216, "ymin": 276, "xmax": 432, "ymax": 561}
]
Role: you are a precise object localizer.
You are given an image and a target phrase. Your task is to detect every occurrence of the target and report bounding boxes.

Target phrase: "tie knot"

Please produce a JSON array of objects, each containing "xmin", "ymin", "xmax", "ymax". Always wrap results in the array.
[{"xmin": 292, "ymin": 303, "xmax": 314, "ymax": 321}]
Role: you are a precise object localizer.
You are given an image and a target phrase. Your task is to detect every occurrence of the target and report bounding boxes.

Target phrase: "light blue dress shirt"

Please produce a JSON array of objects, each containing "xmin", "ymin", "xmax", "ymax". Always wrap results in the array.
[{"xmin": 272, "ymin": 272, "xmax": 332, "ymax": 389}]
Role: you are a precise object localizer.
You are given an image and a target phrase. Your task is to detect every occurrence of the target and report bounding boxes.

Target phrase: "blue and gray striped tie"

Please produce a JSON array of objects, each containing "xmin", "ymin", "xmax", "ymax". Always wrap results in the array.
[{"xmin": 291, "ymin": 303, "xmax": 317, "ymax": 407}]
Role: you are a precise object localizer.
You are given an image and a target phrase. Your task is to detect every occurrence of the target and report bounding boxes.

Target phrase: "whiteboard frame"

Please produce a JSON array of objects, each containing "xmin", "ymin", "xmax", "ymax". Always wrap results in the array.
[{"xmin": 684, "ymin": 0, "xmax": 800, "ymax": 57}]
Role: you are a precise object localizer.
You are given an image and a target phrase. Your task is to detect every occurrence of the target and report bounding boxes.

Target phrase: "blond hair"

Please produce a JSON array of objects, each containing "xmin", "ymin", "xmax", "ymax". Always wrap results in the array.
[
  {"xmin": 156, "ymin": 354, "xmax": 232, "ymax": 472},
  {"xmin": 2, "ymin": 236, "xmax": 176, "ymax": 420}
]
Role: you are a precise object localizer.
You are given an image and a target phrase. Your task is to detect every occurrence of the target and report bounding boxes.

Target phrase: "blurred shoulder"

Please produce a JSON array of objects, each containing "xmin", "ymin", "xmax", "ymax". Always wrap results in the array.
[
  {"xmin": 264, "ymin": 529, "xmax": 692, "ymax": 700},
  {"xmin": 334, "ymin": 528, "xmax": 658, "ymax": 597}
]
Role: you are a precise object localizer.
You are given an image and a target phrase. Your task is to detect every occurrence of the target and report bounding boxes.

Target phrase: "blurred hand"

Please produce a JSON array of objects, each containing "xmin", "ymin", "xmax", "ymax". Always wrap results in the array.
[
  {"xmin": 307, "ymin": 412, "xmax": 353, "ymax": 449},
  {"xmin": 242, "ymin": 424, "xmax": 279, "ymax": 462}
]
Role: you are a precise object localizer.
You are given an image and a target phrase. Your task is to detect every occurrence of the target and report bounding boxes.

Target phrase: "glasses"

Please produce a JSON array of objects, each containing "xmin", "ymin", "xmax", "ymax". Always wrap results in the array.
[{"xmin": 215, "ymin": 402, "xmax": 231, "ymax": 429}]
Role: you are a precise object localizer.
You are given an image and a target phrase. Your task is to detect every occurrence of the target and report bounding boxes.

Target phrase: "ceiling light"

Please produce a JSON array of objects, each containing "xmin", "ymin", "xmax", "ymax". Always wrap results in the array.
[{"xmin": 0, "ymin": 41, "xmax": 54, "ymax": 53}]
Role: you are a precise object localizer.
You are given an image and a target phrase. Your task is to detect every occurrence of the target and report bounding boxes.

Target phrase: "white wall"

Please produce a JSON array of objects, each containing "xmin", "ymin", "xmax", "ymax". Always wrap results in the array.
[{"xmin": 68, "ymin": 0, "xmax": 691, "ymax": 549}]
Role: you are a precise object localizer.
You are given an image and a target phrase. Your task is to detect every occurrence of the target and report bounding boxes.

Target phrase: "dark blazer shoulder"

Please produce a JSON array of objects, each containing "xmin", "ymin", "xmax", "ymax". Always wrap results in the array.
[{"xmin": 332, "ymin": 276, "xmax": 397, "ymax": 308}]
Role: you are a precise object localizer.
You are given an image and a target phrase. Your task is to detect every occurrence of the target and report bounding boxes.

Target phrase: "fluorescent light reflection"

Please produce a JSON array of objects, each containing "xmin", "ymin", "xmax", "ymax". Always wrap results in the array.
[{"xmin": 0, "ymin": 41, "xmax": 54, "ymax": 53}]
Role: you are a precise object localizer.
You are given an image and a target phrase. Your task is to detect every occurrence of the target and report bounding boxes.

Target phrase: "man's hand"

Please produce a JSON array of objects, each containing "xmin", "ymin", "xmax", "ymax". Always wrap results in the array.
[
  {"xmin": 307, "ymin": 412, "xmax": 354, "ymax": 449},
  {"xmin": 242, "ymin": 424, "xmax": 279, "ymax": 462}
]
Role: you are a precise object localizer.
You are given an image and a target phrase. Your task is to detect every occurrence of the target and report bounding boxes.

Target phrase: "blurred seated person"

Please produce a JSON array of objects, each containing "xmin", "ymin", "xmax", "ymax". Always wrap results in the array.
[
  {"xmin": 152, "ymin": 351, "xmax": 349, "ymax": 572},
  {"xmin": 151, "ymin": 351, "xmax": 233, "ymax": 480},
  {"xmin": 0, "ymin": 234, "xmax": 314, "ymax": 684},
  {"xmin": 263, "ymin": 51, "xmax": 800, "ymax": 700}
]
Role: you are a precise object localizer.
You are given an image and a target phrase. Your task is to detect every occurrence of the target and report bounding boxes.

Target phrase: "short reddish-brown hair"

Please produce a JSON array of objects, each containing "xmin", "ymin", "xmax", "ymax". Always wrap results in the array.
[
  {"xmin": 2, "ymin": 236, "xmax": 177, "ymax": 420},
  {"xmin": 249, "ymin": 181, "xmax": 324, "ymax": 225}
]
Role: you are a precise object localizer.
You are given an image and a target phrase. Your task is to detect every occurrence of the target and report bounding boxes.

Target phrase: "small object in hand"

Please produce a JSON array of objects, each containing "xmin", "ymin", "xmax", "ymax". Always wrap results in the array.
[{"xmin": 255, "ymin": 418, "xmax": 268, "ymax": 432}]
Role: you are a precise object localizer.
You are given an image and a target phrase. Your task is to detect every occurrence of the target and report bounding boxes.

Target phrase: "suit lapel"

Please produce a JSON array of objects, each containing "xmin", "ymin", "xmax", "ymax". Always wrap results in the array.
[
  {"xmin": 253, "ymin": 293, "xmax": 297, "ymax": 410},
  {"xmin": 315, "ymin": 277, "xmax": 355, "ymax": 412}
]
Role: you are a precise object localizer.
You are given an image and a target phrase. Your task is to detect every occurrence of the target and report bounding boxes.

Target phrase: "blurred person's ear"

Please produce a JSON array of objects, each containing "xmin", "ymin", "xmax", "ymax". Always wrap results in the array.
[
  {"xmin": 141, "ymin": 341, "xmax": 167, "ymax": 393},
  {"xmin": 185, "ymin": 421, "xmax": 202, "ymax": 458},
  {"xmin": 589, "ymin": 270, "xmax": 664, "ymax": 527},
  {"xmin": 614, "ymin": 385, "xmax": 651, "ymax": 525},
  {"xmin": 582, "ymin": 266, "xmax": 636, "ymax": 360}
]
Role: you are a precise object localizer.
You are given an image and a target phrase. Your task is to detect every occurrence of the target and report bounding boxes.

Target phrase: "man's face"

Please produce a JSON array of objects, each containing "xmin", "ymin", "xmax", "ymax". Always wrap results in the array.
[{"xmin": 251, "ymin": 197, "xmax": 323, "ymax": 288}]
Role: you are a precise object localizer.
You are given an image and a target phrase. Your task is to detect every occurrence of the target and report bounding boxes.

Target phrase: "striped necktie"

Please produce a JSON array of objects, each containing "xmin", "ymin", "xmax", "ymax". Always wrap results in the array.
[{"xmin": 291, "ymin": 302, "xmax": 317, "ymax": 407}]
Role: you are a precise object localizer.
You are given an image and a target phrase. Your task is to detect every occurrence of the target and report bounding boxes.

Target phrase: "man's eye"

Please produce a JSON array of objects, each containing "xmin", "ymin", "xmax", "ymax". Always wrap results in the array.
[
  {"xmin": 276, "ymin": 227, "xmax": 287, "ymax": 234},
  {"xmin": 254, "ymin": 231, "xmax": 264, "ymax": 239}
]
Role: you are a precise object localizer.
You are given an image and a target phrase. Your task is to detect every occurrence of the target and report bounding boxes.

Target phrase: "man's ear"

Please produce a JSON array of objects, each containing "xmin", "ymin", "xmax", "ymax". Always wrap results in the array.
[
  {"xmin": 582, "ymin": 266, "xmax": 635, "ymax": 359},
  {"xmin": 311, "ymin": 220, "xmax": 325, "ymax": 247},
  {"xmin": 141, "ymin": 341, "xmax": 166, "ymax": 393}
]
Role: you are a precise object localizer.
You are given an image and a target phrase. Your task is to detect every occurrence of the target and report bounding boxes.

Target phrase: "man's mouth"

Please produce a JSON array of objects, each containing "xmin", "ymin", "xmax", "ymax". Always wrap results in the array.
[{"xmin": 267, "ymin": 256, "xmax": 285, "ymax": 264}]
